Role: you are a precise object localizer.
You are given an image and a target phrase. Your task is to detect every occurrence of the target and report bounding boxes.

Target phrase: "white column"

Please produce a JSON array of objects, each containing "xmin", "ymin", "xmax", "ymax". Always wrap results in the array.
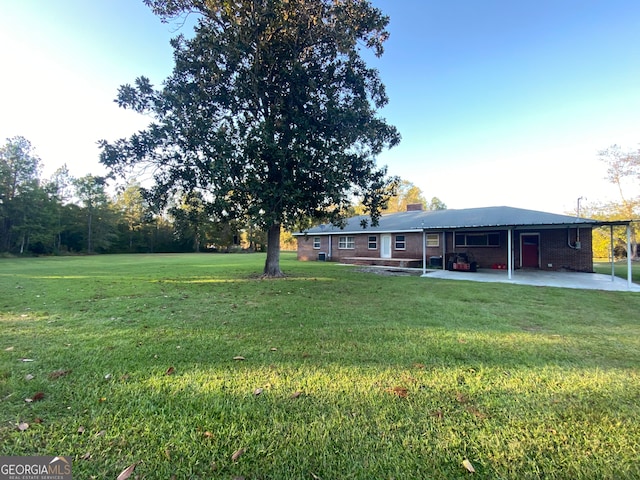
[
  {"xmin": 508, "ymin": 228, "xmax": 513, "ymax": 280},
  {"xmin": 627, "ymin": 224, "xmax": 632, "ymax": 289},
  {"xmin": 610, "ymin": 225, "xmax": 615, "ymax": 282}
]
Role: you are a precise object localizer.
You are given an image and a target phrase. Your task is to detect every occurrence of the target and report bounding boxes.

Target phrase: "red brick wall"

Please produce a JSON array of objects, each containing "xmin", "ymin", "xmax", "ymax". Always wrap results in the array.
[
  {"xmin": 296, "ymin": 234, "xmax": 326, "ymax": 261},
  {"xmin": 435, "ymin": 231, "xmax": 509, "ymax": 269},
  {"xmin": 296, "ymin": 232, "xmax": 425, "ymax": 261},
  {"xmin": 536, "ymin": 228, "xmax": 592, "ymax": 272},
  {"xmin": 296, "ymin": 228, "xmax": 593, "ymax": 271}
]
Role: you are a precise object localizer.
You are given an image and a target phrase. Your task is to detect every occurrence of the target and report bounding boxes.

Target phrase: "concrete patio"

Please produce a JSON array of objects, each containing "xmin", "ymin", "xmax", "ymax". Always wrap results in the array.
[{"xmin": 423, "ymin": 268, "xmax": 640, "ymax": 292}]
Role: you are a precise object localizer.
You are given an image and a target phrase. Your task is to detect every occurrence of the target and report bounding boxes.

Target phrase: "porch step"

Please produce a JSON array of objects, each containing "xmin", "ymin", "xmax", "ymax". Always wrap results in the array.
[{"xmin": 343, "ymin": 257, "xmax": 423, "ymax": 268}]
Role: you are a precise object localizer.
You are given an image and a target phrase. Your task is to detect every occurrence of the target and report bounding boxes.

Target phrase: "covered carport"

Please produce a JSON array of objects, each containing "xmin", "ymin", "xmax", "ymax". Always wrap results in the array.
[
  {"xmin": 419, "ymin": 218, "xmax": 636, "ymax": 291},
  {"xmin": 595, "ymin": 219, "xmax": 636, "ymax": 289}
]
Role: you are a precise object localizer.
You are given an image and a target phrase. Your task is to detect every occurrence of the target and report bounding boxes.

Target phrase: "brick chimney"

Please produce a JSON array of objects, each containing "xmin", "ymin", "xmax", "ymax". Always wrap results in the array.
[{"xmin": 406, "ymin": 203, "xmax": 424, "ymax": 211}]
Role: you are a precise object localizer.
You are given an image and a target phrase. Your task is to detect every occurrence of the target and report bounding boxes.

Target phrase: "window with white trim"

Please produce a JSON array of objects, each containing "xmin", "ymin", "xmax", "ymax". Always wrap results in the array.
[
  {"xmin": 426, "ymin": 234, "xmax": 440, "ymax": 247},
  {"xmin": 395, "ymin": 235, "xmax": 406, "ymax": 250},
  {"xmin": 368, "ymin": 235, "xmax": 377, "ymax": 249},
  {"xmin": 313, "ymin": 237, "xmax": 321, "ymax": 249},
  {"xmin": 338, "ymin": 236, "xmax": 355, "ymax": 249}
]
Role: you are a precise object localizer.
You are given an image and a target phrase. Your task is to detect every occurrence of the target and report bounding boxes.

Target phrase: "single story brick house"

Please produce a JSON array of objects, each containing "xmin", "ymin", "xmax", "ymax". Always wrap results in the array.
[{"xmin": 294, "ymin": 205, "xmax": 632, "ymax": 278}]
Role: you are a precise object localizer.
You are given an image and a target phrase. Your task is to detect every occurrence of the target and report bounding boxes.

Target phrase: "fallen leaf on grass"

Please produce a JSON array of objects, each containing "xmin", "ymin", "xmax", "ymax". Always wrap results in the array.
[
  {"xmin": 5, "ymin": 346, "xmax": 14, "ymax": 351},
  {"xmin": 231, "ymin": 448, "xmax": 245, "ymax": 462},
  {"xmin": 81, "ymin": 452, "xmax": 91, "ymax": 460},
  {"xmin": 253, "ymin": 388, "xmax": 263, "ymax": 396},
  {"xmin": 17, "ymin": 422, "xmax": 29, "ymax": 431},
  {"xmin": 77, "ymin": 426, "xmax": 85, "ymax": 434},
  {"xmin": 116, "ymin": 462, "xmax": 138, "ymax": 480},
  {"xmin": 270, "ymin": 347, "xmax": 277, "ymax": 351},
  {"xmin": 203, "ymin": 431, "xmax": 214, "ymax": 439},
  {"xmin": 25, "ymin": 374, "xmax": 34, "ymax": 381},
  {"xmin": 466, "ymin": 406, "xmax": 487, "ymax": 420},
  {"xmin": 165, "ymin": 366, "xmax": 175, "ymax": 376},
  {"xmin": 25, "ymin": 392, "xmax": 45, "ymax": 403},
  {"xmin": 412, "ymin": 362, "xmax": 425, "ymax": 369},
  {"xmin": 20, "ymin": 358, "xmax": 35, "ymax": 362},
  {"xmin": 430, "ymin": 409, "xmax": 444, "ymax": 419},
  {"xmin": 456, "ymin": 393, "xmax": 469, "ymax": 404},
  {"xmin": 290, "ymin": 391, "xmax": 302, "ymax": 399},
  {"xmin": 233, "ymin": 356, "xmax": 245, "ymax": 361},
  {"xmin": 462, "ymin": 459, "xmax": 475, "ymax": 473},
  {"xmin": 49, "ymin": 369, "xmax": 72, "ymax": 379},
  {"xmin": 386, "ymin": 386, "xmax": 408, "ymax": 398}
]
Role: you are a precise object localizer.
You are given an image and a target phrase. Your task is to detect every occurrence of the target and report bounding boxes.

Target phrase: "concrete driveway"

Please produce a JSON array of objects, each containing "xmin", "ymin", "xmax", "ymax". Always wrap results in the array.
[{"xmin": 423, "ymin": 269, "xmax": 640, "ymax": 292}]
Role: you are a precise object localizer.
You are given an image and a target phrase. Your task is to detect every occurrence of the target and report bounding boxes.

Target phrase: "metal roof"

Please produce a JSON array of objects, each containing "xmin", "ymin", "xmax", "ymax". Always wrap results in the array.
[{"xmin": 294, "ymin": 206, "xmax": 627, "ymax": 236}]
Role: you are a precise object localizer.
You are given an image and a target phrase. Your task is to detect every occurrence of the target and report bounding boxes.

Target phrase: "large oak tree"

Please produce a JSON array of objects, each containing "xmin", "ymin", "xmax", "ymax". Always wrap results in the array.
[{"xmin": 100, "ymin": 0, "xmax": 400, "ymax": 276}]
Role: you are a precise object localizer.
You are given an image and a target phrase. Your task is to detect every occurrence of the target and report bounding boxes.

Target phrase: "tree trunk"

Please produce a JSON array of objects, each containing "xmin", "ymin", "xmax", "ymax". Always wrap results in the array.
[
  {"xmin": 263, "ymin": 222, "xmax": 283, "ymax": 277},
  {"xmin": 87, "ymin": 211, "xmax": 93, "ymax": 253}
]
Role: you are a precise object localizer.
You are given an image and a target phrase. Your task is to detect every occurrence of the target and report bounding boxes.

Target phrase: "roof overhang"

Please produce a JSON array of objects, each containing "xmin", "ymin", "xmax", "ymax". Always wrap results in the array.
[
  {"xmin": 293, "ymin": 220, "xmax": 635, "ymax": 236},
  {"xmin": 420, "ymin": 220, "xmax": 634, "ymax": 232}
]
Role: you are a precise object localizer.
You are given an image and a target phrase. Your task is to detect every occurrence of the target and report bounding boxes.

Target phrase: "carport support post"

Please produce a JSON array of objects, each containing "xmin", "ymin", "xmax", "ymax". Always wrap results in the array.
[
  {"xmin": 507, "ymin": 228, "xmax": 513, "ymax": 279},
  {"xmin": 627, "ymin": 224, "xmax": 632, "ymax": 289},
  {"xmin": 610, "ymin": 225, "xmax": 615, "ymax": 282}
]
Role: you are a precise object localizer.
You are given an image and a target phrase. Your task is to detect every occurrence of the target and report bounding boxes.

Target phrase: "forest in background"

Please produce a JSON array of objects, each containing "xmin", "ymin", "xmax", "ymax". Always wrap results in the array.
[{"xmin": 1, "ymin": 136, "xmax": 637, "ymax": 259}]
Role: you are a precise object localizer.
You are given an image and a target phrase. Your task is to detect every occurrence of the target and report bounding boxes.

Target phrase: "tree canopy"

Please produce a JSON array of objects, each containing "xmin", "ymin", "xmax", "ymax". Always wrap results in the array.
[
  {"xmin": 99, "ymin": 0, "xmax": 400, "ymax": 276},
  {"xmin": 594, "ymin": 144, "xmax": 640, "ymax": 259},
  {"xmin": 382, "ymin": 180, "xmax": 447, "ymax": 213}
]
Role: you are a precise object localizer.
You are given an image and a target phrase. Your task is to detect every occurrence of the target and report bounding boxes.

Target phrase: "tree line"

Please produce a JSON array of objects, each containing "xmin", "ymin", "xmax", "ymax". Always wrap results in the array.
[
  {"xmin": 0, "ymin": 136, "xmax": 274, "ymax": 256},
  {"xmin": 0, "ymin": 135, "xmax": 444, "ymax": 257}
]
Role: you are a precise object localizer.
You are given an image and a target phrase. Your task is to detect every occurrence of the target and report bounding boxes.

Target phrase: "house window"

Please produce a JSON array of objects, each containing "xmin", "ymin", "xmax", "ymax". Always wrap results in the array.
[
  {"xmin": 455, "ymin": 232, "xmax": 500, "ymax": 247},
  {"xmin": 368, "ymin": 236, "xmax": 377, "ymax": 249},
  {"xmin": 395, "ymin": 235, "xmax": 406, "ymax": 250},
  {"xmin": 338, "ymin": 236, "xmax": 355, "ymax": 249},
  {"xmin": 426, "ymin": 234, "xmax": 439, "ymax": 247},
  {"xmin": 313, "ymin": 237, "xmax": 321, "ymax": 249}
]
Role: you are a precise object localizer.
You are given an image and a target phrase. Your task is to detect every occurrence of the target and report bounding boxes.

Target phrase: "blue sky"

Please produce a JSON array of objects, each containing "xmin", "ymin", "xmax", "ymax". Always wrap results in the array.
[{"xmin": 1, "ymin": 0, "xmax": 639, "ymax": 214}]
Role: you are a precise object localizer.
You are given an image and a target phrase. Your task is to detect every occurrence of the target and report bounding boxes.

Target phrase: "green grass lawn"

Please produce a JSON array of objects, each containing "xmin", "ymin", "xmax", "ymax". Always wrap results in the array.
[
  {"xmin": 594, "ymin": 259, "xmax": 640, "ymax": 284},
  {"xmin": 1, "ymin": 253, "xmax": 639, "ymax": 479}
]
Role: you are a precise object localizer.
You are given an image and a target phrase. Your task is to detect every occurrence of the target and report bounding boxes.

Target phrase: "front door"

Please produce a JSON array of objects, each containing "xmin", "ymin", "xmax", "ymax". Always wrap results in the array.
[
  {"xmin": 521, "ymin": 234, "xmax": 540, "ymax": 268},
  {"xmin": 381, "ymin": 234, "xmax": 392, "ymax": 258}
]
